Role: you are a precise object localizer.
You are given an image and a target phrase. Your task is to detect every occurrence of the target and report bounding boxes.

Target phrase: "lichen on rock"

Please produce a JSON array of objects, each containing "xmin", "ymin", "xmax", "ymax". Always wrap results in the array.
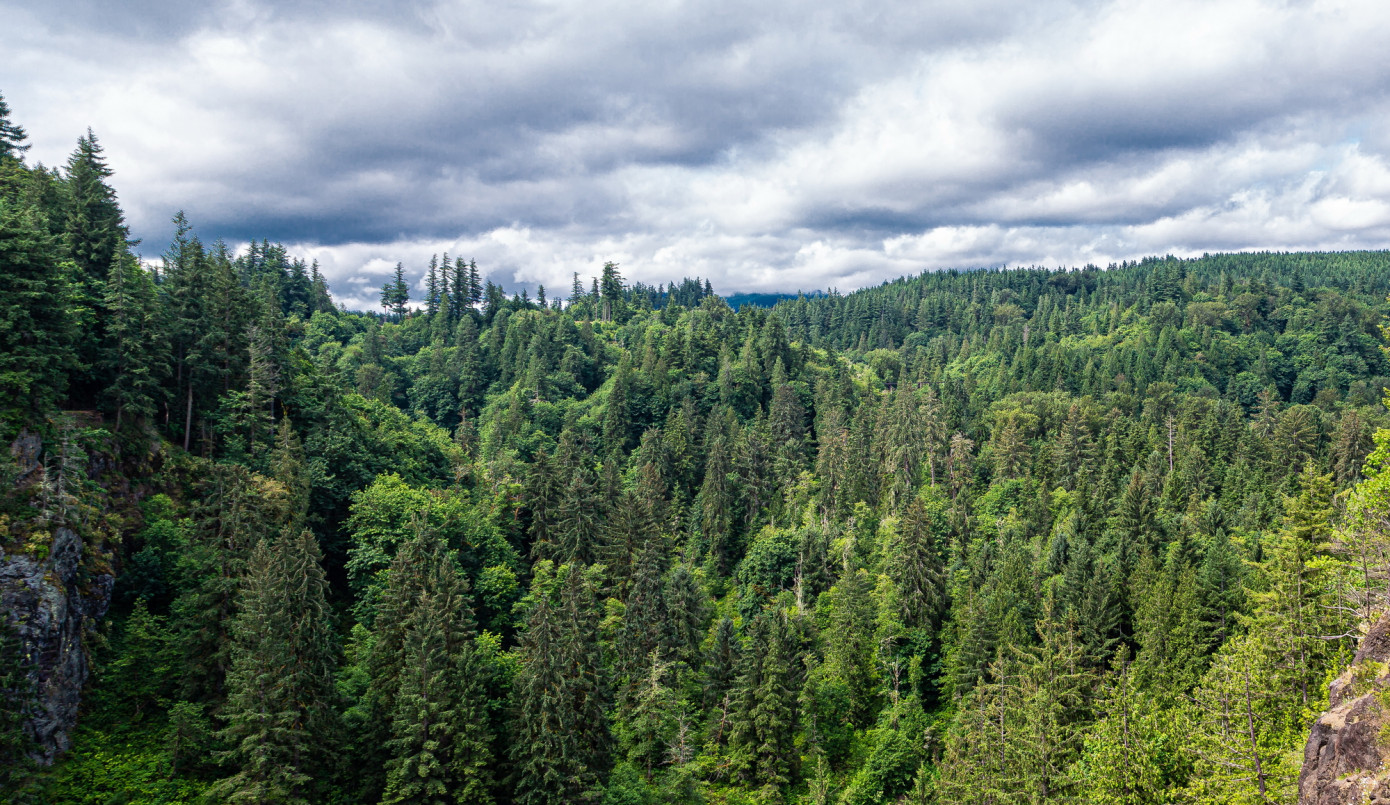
[
  {"xmin": 0, "ymin": 430, "xmax": 115, "ymax": 765},
  {"xmin": 1299, "ymin": 613, "xmax": 1390, "ymax": 805}
]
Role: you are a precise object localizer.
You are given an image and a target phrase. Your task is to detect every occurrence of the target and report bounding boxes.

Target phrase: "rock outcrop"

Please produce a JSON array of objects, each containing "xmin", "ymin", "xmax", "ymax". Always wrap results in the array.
[
  {"xmin": 1, "ymin": 430, "xmax": 115, "ymax": 764},
  {"xmin": 1299, "ymin": 615, "xmax": 1390, "ymax": 805}
]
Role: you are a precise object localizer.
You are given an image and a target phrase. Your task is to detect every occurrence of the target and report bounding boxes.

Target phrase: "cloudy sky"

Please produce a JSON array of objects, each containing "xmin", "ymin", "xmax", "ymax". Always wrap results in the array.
[{"xmin": 7, "ymin": 0, "xmax": 1390, "ymax": 308}]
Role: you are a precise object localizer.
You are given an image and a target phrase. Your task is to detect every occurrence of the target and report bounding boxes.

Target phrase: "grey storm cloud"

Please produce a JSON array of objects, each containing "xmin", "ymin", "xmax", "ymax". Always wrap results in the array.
[{"xmin": 7, "ymin": 0, "xmax": 1390, "ymax": 309}]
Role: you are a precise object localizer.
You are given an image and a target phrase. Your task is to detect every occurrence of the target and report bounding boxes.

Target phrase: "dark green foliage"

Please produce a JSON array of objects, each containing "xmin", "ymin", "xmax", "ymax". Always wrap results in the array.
[
  {"xmin": 0, "ymin": 91, "xmax": 28, "ymax": 160},
  {"xmin": 726, "ymin": 608, "xmax": 797, "ymax": 793},
  {"xmin": 511, "ymin": 565, "xmax": 612, "ymax": 805},
  {"xmin": 209, "ymin": 529, "xmax": 338, "ymax": 804},
  {"xmin": 0, "ymin": 201, "xmax": 73, "ymax": 418},
  {"xmin": 63, "ymin": 130, "xmax": 125, "ymax": 286},
  {"xmin": 380, "ymin": 539, "xmax": 494, "ymax": 804},
  {"xmin": 7, "ymin": 98, "xmax": 1390, "ymax": 805}
]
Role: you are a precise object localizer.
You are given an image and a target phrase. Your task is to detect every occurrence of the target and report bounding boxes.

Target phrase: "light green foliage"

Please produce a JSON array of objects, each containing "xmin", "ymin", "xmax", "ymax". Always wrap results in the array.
[
  {"xmin": 1074, "ymin": 649, "xmax": 1186, "ymax": 805},
  {"xmin": 345, "ymin": 473, "xmax": 516, "ymax": 619},
  {"xmin": 4, "ymin": 106, "xmax": 1389, "ymax": 805},
  {"xmin": 1184, "ymin": 633, "xmax": 1301, "ymax": 804}
]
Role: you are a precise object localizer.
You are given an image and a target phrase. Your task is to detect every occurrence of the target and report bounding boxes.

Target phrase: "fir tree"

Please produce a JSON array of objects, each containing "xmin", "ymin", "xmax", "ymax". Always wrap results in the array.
[
  {"xmin": 381, "ymin": 552, "xmax": 494, "ymax": 804},
  {"xmin": 892, "ymin": 494, "xmax": 947, "ymax": 630},
  {"xmin": 512, "ymin": 565, "xmax": 611, "ymax": 805},
  {"xmin": 726, "ymin": 609, "xmax": 796, "ymax": 794},
  {"xmin": 0, "ymin": 202, "xmax": 72, "ymax": 416},
  {"xmin": 101, "ymin": 249, "xmax": 165, "ymax": 428},
  {"xmin": 63, "ymin": 128, "xmax": 126, "ymax": 285},
  {"xmin": 211, "ymin": 529, "xmax": 339, "ymax": 804}
]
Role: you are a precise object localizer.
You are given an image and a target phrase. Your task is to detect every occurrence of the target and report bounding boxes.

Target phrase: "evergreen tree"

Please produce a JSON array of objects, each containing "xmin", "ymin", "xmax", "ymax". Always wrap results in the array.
[
  {"xmin": 699, "ymin": 420, "xmax": 736, "ymax": 573},
  {"xmin": 0, "ymin": 91, "xmax": 29, "ymax": 160},
  {"xmin": 1185, "ymin": 633, "xmax": 1298, "ymax": 804},
  {"xmin": 0, "ymin": 202, "xmax": 72, "ymax": 416},
  {"xmin": 382, "ymin": 262, "xmax": 410, "ymax": 319},
  {"xmin": 0, "ymin": 617, "xmax": 35, "ymax": 792},
  {"xmin": 726, "ymin": 609, "xmax": 796, "ymax": 795},
  {"xmin": 101, "ymin": 249, "xmax": 165, "ymax": 428},
  {"xmin": 381, "ymin": 553, "xmax": 494, "ymax": 804},
  {"xmin": 511, "ymin": 565, "xmax": 611, "ymax": 805},
  {"xmin": 1246, "ymin": 462, "xmax": 1343, "ymax": 709},
  {"xmin": 891, "ymin": 494, "xmax": 947, "ymax": 630},
  {"xmin": 1075, "ymin": 649, "xmax": 1179, "ymax": 805},
  {"xmin": 63, "ymin": 129, "xmax": 126, "ymax": 286},
  {"xmin": 211, "ymin": 529, "xmax": 339, "ymax": 804}
]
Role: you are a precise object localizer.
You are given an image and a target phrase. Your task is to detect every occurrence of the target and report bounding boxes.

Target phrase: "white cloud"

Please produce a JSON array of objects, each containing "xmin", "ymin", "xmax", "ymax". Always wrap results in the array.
[{"xmin": 5, "ymin": 0, "xmax": 1390, "ymax": 305}]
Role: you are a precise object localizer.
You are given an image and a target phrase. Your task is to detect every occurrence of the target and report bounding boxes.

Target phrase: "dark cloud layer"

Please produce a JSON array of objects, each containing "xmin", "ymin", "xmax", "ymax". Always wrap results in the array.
[{"xmin": 7, "ymin": 0, "xmax": 1390, "ymax": 308}]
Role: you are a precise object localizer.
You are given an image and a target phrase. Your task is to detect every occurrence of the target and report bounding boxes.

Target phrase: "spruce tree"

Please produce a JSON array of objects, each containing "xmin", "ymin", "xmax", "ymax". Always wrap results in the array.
[
  {"xmin": 699, "ymin": 420, "xmax": 736, "ymax": 573},
  {"xmin": 617, "ymin": 537, "xmax": 668, "ymax": 680},
  {"xmin": 1185, "ymin": 633, "xmax": 1297, "ymax": 803},
  {"xmin": 726, "ymin": 609, "xmax": 796, "ymax": 793},
  {"xmin": 0, "ymin": 617, "xmax": 34, "ymax": 792},
  {"xmin": 892, "ymin": 494, "xmax": 947, "ymax": 630},
  {"xmin": 1075, "ymin": 648, "xmax": 1177, "ymax": 805},
  {"xmin": 704, "ymin": 615, "xmax": 740, "ymax": 712},
  {"xmin": 1247, "ymin": 461, "xmax": 1342, "ymax": 709}
]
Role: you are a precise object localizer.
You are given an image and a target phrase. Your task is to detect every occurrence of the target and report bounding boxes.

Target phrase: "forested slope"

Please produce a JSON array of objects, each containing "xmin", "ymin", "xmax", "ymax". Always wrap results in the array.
[{"xmin": 5, "ymin": 93, "xmax": 1390, "ymax": 804}]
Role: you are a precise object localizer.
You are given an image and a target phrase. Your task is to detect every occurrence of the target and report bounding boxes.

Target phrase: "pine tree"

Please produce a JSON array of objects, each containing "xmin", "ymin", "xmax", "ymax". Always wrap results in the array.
[{"xmin": 211, "ymin": 529, "xmax": 339, "ymax": 804}]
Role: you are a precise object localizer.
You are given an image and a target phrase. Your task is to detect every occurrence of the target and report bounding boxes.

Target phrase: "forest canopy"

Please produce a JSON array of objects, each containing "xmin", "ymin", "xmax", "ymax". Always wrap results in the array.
[{"xmin": 4, "ymin": 91, "xmax": 1390, "ymax": 805}]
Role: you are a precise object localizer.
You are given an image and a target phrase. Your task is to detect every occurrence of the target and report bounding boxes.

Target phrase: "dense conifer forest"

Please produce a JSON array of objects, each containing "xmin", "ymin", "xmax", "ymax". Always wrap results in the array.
[{"xmin": 6, "ymin": 93, "xmax": 1390, "ymax": 805}]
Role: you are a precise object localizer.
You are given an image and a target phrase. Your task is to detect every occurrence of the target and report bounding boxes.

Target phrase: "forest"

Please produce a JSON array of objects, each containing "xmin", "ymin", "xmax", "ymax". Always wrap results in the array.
[{"xmin": 5, "ymin": 92, "xmax": 1390, "ymax": 805}]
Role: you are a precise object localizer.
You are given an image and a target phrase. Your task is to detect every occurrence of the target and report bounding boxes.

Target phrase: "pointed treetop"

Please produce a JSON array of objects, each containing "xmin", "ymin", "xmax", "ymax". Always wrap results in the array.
[{"xmin": 0, "ymin": 90, "xmax": 29, "ymax": 160}]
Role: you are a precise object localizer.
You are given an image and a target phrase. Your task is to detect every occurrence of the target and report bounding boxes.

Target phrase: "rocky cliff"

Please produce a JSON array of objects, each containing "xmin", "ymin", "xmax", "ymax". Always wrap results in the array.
[
  {"xmin": 1, "ymin": 430, "xmax": 116, "ymax": 764},
  {"xmin": 1299, "ymin": 614, "xmax": 1390, "ymax": 805}
]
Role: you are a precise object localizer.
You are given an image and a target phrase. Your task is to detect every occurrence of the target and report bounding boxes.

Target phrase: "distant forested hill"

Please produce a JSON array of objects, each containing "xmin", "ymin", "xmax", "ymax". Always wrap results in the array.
[
  {"xmin": 725, "ymin": 291, "xmax": 823, "ymax": 309},
  {"xmin": 5, "ymin": 93, "xmax": 1390, "ymax": 805}
]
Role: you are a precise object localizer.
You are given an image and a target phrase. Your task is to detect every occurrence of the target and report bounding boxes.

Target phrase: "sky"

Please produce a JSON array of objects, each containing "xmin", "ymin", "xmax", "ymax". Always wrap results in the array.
[{"xmin": 7, "ymin": 0, "xmax": 1390, "ymax": 309}]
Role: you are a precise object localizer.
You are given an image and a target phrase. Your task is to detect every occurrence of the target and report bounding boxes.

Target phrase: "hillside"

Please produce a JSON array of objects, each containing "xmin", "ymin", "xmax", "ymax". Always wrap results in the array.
[{"xmin": 4, "ymin": 99, "xmax": 1390, "ymax": 805}]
